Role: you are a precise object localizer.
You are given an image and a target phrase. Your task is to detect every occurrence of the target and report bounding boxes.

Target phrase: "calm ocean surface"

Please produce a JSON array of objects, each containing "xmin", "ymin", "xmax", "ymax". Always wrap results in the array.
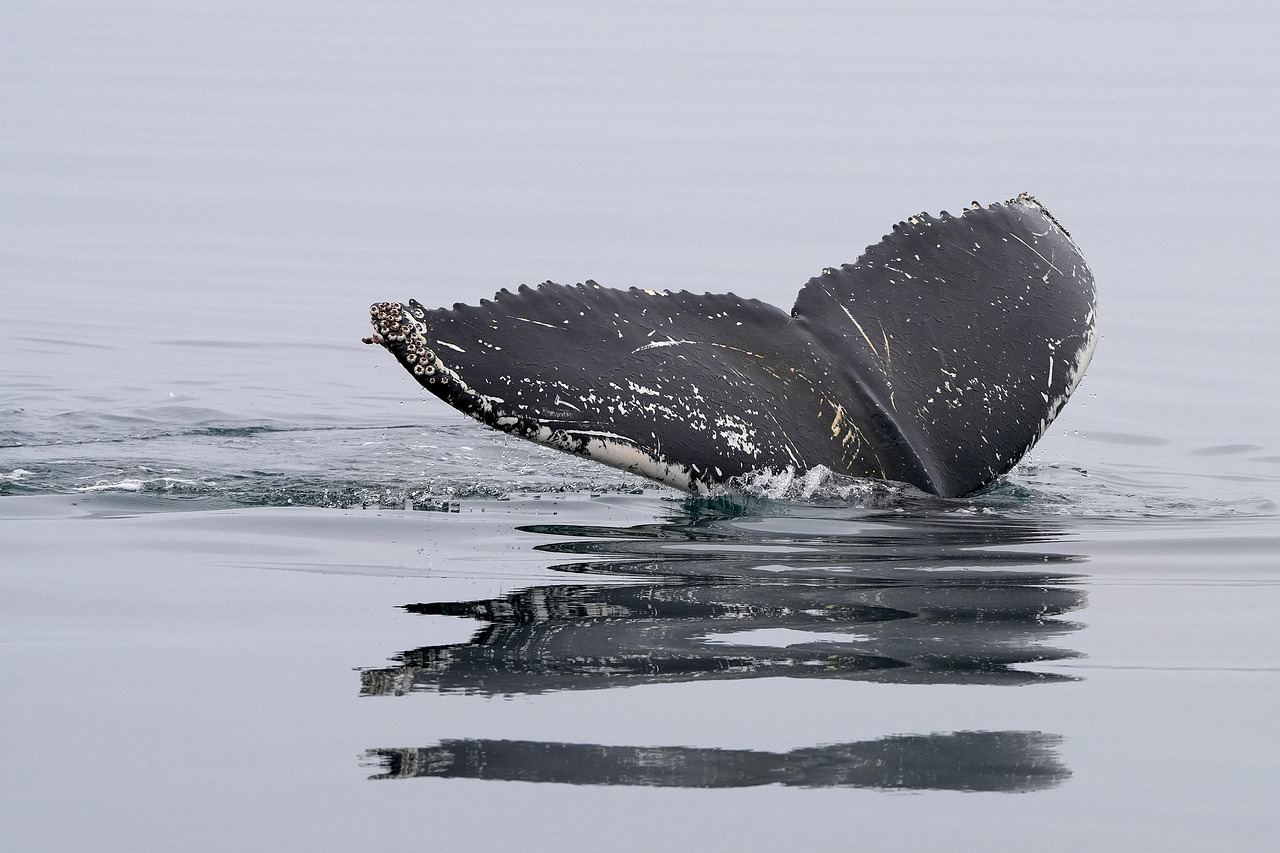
[{"xmin": 3, "ymin": 1, "xmax": 1279, "ymax": 850}]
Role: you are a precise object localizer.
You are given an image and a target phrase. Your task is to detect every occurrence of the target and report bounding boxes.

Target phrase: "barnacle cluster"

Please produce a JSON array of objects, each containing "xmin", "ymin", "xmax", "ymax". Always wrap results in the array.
[{"xmin": 366, "ymin": 302, "xmax": 443, "ymax": 385}]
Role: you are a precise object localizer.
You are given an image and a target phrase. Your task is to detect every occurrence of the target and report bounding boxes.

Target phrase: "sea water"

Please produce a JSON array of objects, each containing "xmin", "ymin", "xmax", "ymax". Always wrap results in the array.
[{"xmin": 2, "ymin": 2, "xmax": 1279, "ymax": 850}]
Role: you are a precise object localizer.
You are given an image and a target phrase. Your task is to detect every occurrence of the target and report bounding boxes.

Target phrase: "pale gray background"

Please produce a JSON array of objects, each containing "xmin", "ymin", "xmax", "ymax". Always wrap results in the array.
[{"xmin": 3, "ymin": 2, "xmax": 1279, "ymax": 851}]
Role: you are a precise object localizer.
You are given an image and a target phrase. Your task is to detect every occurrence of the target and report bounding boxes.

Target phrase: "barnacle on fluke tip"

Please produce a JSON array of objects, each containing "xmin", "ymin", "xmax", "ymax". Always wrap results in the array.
[{"xmin": 365, "ymin": 194, "xmax": 1097, "ymax": 497}]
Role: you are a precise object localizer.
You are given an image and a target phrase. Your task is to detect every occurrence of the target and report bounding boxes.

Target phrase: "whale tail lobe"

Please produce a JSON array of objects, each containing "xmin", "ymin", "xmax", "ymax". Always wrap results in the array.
[{"xmin": 367, "ymin": 194, "xmax": 1096, "ymax": 497}]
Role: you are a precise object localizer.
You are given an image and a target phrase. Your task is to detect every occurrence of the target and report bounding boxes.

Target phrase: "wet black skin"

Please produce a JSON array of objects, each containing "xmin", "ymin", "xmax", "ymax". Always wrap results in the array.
[{"xmin": 367, "ymin": 195, "xmax": 1097, "ymax": 497}]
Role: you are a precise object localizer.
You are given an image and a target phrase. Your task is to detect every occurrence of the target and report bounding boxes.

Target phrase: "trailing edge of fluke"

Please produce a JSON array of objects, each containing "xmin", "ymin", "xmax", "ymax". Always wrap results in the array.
[{"xmin": 365, "ymin": 193, "xmax": 1097, "ymax": 498}]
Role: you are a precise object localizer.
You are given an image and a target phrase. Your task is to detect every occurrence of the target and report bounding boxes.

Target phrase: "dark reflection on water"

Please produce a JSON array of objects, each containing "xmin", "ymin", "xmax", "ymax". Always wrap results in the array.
[
  {"xmin": 362, "ymin": 574, "xmax": 1082, "ymax": 695},
  {"xmin": 367, "ymin": 731, "xmax": 1069, "ymax": 792},
  {"xmin": 364, "ymin": 499, "xmax": 1086, "ymax": 791}
]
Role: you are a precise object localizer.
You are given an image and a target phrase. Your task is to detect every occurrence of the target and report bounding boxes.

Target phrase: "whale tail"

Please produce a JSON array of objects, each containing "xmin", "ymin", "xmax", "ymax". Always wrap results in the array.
[{"xmin": 366, "ymin": 194, "xmax": 1096, "ymax": 497}]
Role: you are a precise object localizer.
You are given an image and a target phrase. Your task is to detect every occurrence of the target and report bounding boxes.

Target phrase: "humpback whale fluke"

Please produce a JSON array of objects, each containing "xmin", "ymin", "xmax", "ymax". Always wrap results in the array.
[{"xmin": 365, "ymin": 194, "xmax": 1097, "ymax": 498}]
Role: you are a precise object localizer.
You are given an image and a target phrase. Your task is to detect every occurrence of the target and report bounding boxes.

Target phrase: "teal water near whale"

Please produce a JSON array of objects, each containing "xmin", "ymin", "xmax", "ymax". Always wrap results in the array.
[{"xmin": 3, "ymin": 1, "xmax": 1280, "ymax": 850}]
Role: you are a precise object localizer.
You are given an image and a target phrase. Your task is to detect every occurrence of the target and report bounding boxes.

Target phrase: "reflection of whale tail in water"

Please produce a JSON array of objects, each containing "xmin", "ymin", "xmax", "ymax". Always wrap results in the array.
[
  {"xmin": 360, "ymin": 573, "xmax": 1085, "ymax": 696},
  {"xmin": 361, "ymin": 508, "xmax": 1085, "ymax": 794},
  {"xmin": 367, "ymin": 731, "xmax": 1069, "ymax": 792},
  {"xmin": 366, "ymin": 194, "xmax": 1097, "ymax": 497}
]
